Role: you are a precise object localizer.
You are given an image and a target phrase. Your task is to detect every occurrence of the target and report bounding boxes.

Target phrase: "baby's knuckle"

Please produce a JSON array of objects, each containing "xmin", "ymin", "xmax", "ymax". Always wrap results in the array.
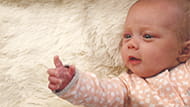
[
  {"xmin": 58, "ymin": 79, "xmax": 62, "ymax": 84},
  {"xmin": 55, "ymin": 78, "xmax": 60, "ymax": 83},
  {"xmin": 54, "ymin": 71, "xmax": 59, "ymax": 77},
  {"xmin": 57, "ymin": 67, "xmax": 63, "ymax": 72}
]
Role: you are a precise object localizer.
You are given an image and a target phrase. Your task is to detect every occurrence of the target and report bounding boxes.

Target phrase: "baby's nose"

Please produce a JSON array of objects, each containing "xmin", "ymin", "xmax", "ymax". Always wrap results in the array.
[{"xmin": 127, "ymin": 39, "xmax": 139, "ymax": 50}]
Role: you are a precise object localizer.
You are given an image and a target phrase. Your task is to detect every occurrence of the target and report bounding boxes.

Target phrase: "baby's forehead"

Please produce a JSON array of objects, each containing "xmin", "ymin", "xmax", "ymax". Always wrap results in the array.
[
  {"xmin": 131, "ymin": 0, "xmax": 186, "ymax": 22},
  {"xmin": 136, "ymin": 0, "xmax": 189, "ymax": 12},
  {"xmin": 134, "ymin": 0, "xmax": 189, "ymax": 25},
  {"xmin": 136, "ymin": 0, "xmax": 182, "ymax": 9}
]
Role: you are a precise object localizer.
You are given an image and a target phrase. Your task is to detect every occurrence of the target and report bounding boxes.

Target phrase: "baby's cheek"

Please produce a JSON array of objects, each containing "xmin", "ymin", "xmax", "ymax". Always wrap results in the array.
[{"xmin": 121, "ymin": 52, "xmax": 127, "ymax": 63}]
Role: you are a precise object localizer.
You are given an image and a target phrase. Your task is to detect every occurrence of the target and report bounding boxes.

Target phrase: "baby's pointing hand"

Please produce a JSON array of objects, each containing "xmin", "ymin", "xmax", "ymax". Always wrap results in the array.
[{"xmin": 47, "ymin": 56, "xmax": 75, "ymax": 91}]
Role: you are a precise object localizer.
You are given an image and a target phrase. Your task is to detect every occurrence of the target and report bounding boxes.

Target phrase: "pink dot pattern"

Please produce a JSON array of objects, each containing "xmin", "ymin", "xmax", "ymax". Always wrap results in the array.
[{"xmin": 58, "ymin": 60, "xmax": 190, "ymax": 107}]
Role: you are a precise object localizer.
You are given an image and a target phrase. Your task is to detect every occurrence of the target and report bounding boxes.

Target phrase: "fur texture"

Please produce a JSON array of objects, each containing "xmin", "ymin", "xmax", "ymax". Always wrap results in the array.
[{"xmin": 0, "ymin": 0, "xmax": 135, "ymax": 106}]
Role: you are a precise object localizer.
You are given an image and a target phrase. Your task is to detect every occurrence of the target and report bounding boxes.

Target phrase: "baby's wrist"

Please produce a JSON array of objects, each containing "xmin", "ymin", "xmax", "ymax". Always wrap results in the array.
[
  {"xmin": 53, "ymin": 69, "xmax": 79, "ymax": 96},
  {"xmin": 54, "ymin": 65, "xmax": 76, "ymax": 93}
]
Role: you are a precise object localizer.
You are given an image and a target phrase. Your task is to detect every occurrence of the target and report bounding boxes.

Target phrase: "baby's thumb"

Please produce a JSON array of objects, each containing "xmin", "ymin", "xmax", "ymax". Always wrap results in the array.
[{"xmin": 54, "ymin": 56, "xmax": 63, "ymax": 68}]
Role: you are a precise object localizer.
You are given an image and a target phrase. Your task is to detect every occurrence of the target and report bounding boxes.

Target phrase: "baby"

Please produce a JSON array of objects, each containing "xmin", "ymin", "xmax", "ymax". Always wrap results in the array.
[{"xmin": 48, "ymin": 0, "xmax": 190, "ymax": 106}]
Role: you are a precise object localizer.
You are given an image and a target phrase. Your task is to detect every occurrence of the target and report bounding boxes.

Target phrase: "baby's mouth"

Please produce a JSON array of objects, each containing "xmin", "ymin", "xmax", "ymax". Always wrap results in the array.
[{"xmin": 128, "ymin": 56, "xmax": 142, "ymax": 64}]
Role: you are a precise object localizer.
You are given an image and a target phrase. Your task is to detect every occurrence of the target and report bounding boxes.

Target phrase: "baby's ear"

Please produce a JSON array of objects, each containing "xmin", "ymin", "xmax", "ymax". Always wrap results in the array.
[{"xmin": 178, "ymin": 40, "xmax": 190, "ymax": 62}]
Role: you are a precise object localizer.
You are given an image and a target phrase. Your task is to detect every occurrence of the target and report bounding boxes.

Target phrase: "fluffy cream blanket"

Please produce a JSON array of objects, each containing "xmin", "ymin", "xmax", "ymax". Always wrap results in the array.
[{"xmin": 0, "ymin": 0, "xmax": 136, "ymax": 106}]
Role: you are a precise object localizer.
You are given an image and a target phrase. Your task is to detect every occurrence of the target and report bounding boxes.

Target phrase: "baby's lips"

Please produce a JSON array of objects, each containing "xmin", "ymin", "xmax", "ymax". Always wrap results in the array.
[
  {"xmin": 128, "ymin": 56, "xmax": 141, "ymax": 60},
  {"xmin": 128, "ymin": 56, "xmax": 142, "ymax": 65}
]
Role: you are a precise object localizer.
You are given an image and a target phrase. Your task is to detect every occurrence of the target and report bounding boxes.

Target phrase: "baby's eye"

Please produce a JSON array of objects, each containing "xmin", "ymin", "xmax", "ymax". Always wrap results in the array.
[
  {"xmin": 123, "ymin": 34, "xmax": 132, "ymax": 39},
  {"xmin": 143, "ymin": 34, "xmax": 154, "ymax": 39}
]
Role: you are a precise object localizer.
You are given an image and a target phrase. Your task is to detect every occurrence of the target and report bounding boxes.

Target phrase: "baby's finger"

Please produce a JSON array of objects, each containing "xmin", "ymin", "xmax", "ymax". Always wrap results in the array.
[
  {"xmin": 54, "ymin": 56, "xmax": 63, "ymax": 68},
  {"xmin": 48, "ymin": 76, "xmax": 62, "ymax": 84},
  {"xmin": 48, "ymin": 84, "xmax": 59, "ymax": 91},
  {"xmin": 47, "ymin": 68, "xmax": 58, "ymax": 77}
]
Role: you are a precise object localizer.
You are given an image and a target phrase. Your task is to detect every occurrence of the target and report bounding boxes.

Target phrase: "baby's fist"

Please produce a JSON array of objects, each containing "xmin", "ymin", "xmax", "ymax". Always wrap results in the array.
[{"xmin": 47, "ymin": 56, "xmax": 75, "ymax": 91}]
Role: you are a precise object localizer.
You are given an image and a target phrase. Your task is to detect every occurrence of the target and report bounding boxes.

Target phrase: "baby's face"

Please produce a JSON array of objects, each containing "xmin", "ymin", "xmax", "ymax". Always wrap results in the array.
[{"xmin": 121, "ymin": 0, "xmax": 185, "ymax": 77}]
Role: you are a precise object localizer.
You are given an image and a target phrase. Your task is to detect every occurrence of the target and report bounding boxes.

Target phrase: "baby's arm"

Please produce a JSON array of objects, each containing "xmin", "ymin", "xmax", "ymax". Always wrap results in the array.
[
  {"xmin": 60, "ymin": 71, "xmax": 128, "ymax": 107},
  {"xmin": 47, "ymin": 56, "xmax": 128, "ymax": 107}
]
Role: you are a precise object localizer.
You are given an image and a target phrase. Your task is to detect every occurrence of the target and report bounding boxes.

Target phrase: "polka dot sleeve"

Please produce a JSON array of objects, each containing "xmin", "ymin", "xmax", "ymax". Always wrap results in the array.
[{"xmin": 56, "ymin": 71, "xmax": 128, "ymax": 107}]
